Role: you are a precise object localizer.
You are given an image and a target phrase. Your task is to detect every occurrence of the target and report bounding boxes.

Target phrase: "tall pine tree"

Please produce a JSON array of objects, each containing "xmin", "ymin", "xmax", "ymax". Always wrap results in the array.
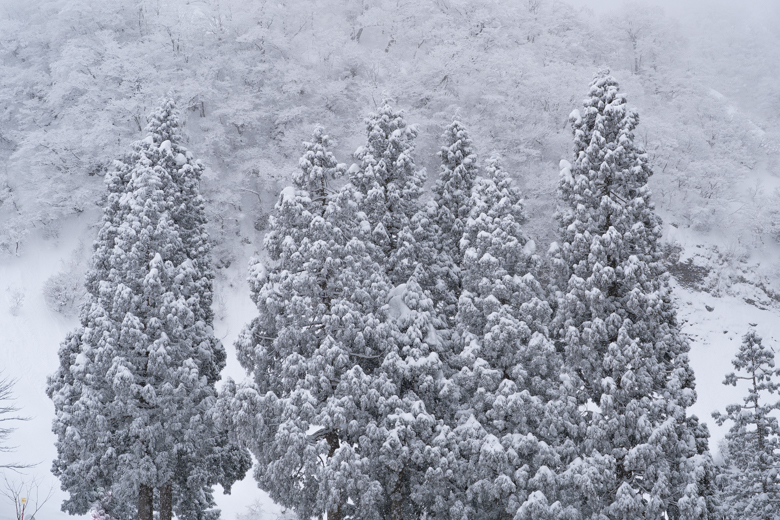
[
  {"xmin": 551, "ymin": 71, "xmax": 718, "ymax": 520},
  {"xmin": 425, "ymin": 121, "xmax": 480, "ymax": 323},
  {"xmin": 47, "ymin": 100, "xmax": 249, "ymax": 520},
  {"xmin": 223, "ymin": 122, "xmax": 457, "ymax": 520},
  {"xmin": 713, "ymin": 330, "xmax": 780, "ymax": 520},
  {"xmin": 422, "ymin": 158, "xmax": 579, "ymax": 520},
  {"xmin": 350, "ymin": 102, "xmax": 427, "ymax": 285}
]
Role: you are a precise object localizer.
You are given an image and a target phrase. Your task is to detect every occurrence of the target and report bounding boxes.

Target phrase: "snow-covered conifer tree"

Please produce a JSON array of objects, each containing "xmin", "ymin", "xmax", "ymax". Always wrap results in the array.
[
  {"xmin": 425, "ymin": 121, "xmax": 480, "ymax": 322},
  {"xmin": 713, "ymin": 330, "xmax": 780, "ymax": 520},
  {"xmin": 551, "ymin": 71, "xmax": 718, "ymax": 519},
  {"xmin": 350, "ymin": 102, "xmax": 427, "ymax": 284},
  {"xmin": 296, "ymin": 126, "xmax": 346, "ymax": 213},
  {"xmin": 433, "ymin": 121, "xmax": 479, "ymax": 262},
  {"xmin": 422, "ymin": 158, "xmax": 578, "ymax": 520},
  {"xmin": 225, "ymin": 128, "xmax": 392, "ymax": 520},
  {"xmin": 47, "ymin": 100, "xmax": 249, "ymax": 520},
  {"xmin": 223, "ymin": 126, "xmax": 456, "ymax": 520}
]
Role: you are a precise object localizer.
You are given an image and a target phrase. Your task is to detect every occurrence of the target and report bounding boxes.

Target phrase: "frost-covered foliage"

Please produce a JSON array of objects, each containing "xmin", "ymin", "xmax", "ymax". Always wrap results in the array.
[
  {"xmin": 43, "ymin": 270, "xmax": 84, "ymax": 316},
  {"xmin": 3, "ymin": 0, "xmax": 774, "ymax": 263},
  {"xmin": 551, "ymin": 72, "xmax": 718, "ymax": 519},
  {"xmin": 43, "ymin": 248, "xmax": 87, "ymax": 316},
  {"xmin": 423, "ymin": 121, "xmax": 480, "ymax": 323},
  {"xmin": 713, "ymin": 330, "xmax": 780, "ymax": 520},
  {"xmin": 222, "ymin": 119, "xmax": 459, "ymax": 520},
  {"xmin": 46, "ymin": 100, "xmax": 250, "ymax": 520},
  {"xmin": 426, "ymin": 156, "xmax": 581, "ymax": 520},
  {"xmin": 236, "ymin": 500, "xmax": 298, "ymax": 520}
]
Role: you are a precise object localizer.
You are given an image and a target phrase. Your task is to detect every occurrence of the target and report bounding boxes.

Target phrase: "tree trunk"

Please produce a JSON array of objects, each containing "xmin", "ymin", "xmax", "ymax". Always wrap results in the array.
[
  {"xmin": 138, "ymin": 484, "xmax": 153, "ymax": 520},
  {"xmin": 390, "ymin": 468, "xmax": 405, "ymax": 520},
  {"xmin": 160, "ymin": 482, "xmax": 173, "ymax": 520},
  {"xmin": 326, "ymin": 430, "xmax": 341, "ymax": 520}
]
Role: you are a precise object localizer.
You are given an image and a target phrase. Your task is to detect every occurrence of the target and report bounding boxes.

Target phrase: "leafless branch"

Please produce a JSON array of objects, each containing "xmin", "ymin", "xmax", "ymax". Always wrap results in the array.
[
  {"xmin": 240, "ymin": 188, "xmax": 263, "ymax": 204},
  {"xmin": 0, "ymin": 474, "xmax": 54, "ymax": 520},
  {"xmin": 0, "ymin": 375, "xmax": 31, "ymax": 471}
]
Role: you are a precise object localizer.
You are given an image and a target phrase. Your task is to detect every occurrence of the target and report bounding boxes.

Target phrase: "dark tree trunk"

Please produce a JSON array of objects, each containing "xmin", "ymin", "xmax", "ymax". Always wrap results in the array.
[
  {"xmin": 138, "ymin": 484, "xmax": 154, "ymax": 520},
  {"xmin": 160, "ymin": 482, "xmax": 173, "ymax": 520},
  {"xmin": 390, "ymin": 468, "xmax": 405, "ymax": 520},
  {"xmin": 326, "ymin": 430, "xmax": 342, "ymax": 520}
]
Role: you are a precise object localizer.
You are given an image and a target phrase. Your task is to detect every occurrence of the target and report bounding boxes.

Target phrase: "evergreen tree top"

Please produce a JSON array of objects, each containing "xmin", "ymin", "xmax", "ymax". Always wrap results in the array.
[
  {"xmin": 472, "ymin": 156, "xmax": 526, "ymax": 224},
  {"xmin": 352, "ymin": 102, "xmax": 421, "ymax": 190},
  {"xmin": 145, "ymin": 97, "xmax": 181, "ymax": 145},
  {"xmin": 295, "ymin": 126, "xmax": 345, "ymax": 203},
  {"xmin": 437, "ymin": 120, "xmax": 476, "ymax": 172},
  {"xmin": 719, "ymin": 330, "xmax": 780, "ymax": 408},
  {"xmin": 433, "ymin": 120, "xmax": 479, "ymax": 227}
]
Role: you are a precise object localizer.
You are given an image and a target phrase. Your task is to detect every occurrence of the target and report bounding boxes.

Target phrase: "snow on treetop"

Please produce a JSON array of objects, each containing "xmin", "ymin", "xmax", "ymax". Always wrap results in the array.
[
  {"xmin": 480, "ymin": 434, "xmax": 503, "ymax": 455},
  {"xmin": 387, "ymin": 283, "xmax": 410, "ymax": 321},
  {"xmin": 559, "ymin": 159, "xmax": 573, "ymax": 182},
  {"xmin": 248, "ymin": 260, "xmax": 267, "ymax": 284},
  {"xmin": 457, "ymin": 413, "xmax": 482, "ymax": 434},
  {"xmin": 279, "ymin": 186, "xmax": 296, "ymax": 204},
  {"xmin": 74, "ymin": 352, "xmax": 88, "ymax": 371}
]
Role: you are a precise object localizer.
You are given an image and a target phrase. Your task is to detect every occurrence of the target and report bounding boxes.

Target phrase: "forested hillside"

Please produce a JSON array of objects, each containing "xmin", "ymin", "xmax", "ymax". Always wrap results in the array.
[{"xmin": 1, "ymin": 0, "xmax": 778, "ymax": 265}]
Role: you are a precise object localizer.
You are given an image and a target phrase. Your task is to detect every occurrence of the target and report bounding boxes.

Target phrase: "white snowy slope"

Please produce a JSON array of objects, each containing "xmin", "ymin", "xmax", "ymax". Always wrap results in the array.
[
  {"xmin": 678, "ymin": 283, "xmax": 780, "ymax": 459},
  {"xmin": 0, "ymin": 215, "xmax": 280, "ymax": 520}
]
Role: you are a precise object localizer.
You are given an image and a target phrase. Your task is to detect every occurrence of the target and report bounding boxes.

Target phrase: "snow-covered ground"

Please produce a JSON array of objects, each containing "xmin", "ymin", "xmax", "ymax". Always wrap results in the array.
[
  {"xmin": 0, "ymin": 215, "xmax": 279, "ymax": 520},
  {"xmin": 678, "ymin": 283, "xmax": 780, "ymax": 460},
  {"xmin": 1, "ymin": 211, "xmax": 776, "ymax": 519},
  {"xmin": 0, "ymin": 215, "xmax": 91, "ymax": 520}
]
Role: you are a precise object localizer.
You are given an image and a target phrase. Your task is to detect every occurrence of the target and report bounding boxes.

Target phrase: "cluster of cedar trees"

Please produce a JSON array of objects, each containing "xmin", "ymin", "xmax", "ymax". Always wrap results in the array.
[{"xmin": 47, "ymin": 72, "xmax": 780, "ymax": 520}]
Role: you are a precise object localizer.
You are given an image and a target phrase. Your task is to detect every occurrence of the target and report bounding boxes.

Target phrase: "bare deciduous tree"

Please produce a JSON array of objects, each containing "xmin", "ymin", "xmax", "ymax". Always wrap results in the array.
[
  {"xmin": 0, "ymin": 375, "xmax": 30, "ymax": 471},
  {"xmin": 0, "ymin": 474, "xmax": 53, "ymax": 520}
]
